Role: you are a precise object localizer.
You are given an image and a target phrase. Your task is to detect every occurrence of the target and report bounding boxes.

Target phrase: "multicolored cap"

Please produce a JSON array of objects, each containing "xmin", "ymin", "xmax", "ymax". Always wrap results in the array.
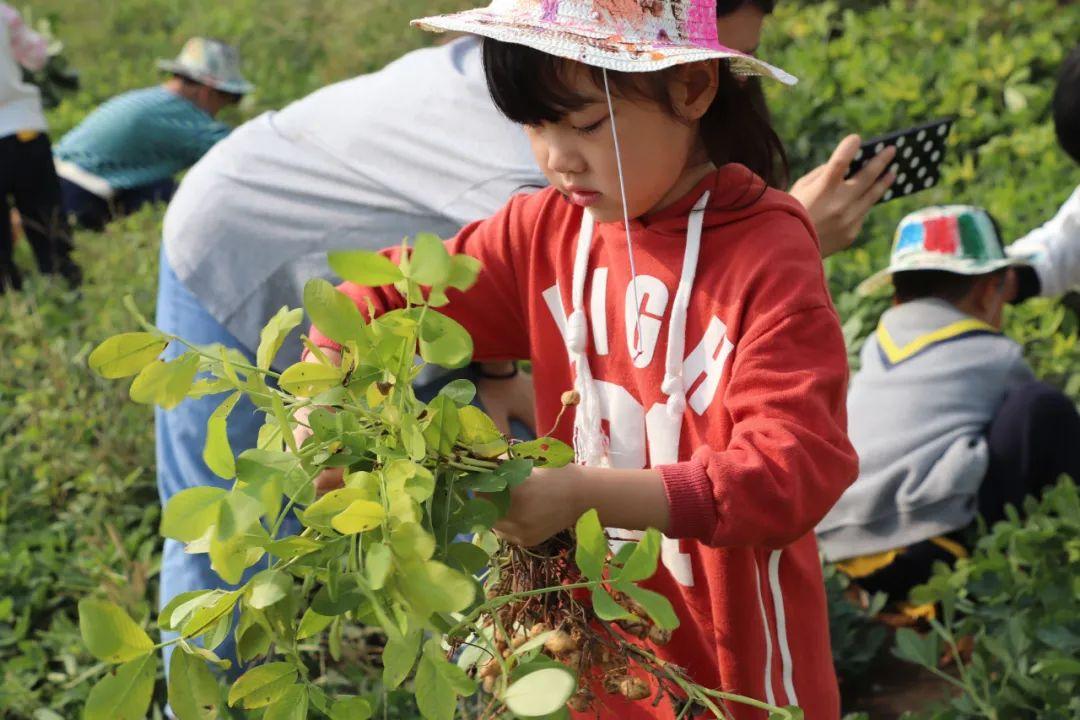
[
  {"xmin": 412, "ymin": 0, "xmax": 797, "ymax": 82},
  {"xmin": 858, "ymin": 205, "xmax": 1034, "ymax": 296},
  {"xmin": 157, "ymin": 37, "xmax": 254, "ymax": 95}
]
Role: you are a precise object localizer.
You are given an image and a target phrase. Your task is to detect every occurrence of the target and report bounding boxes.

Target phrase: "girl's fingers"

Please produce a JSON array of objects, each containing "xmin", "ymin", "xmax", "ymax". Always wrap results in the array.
[{"xmin": 823, "ymin": 134, "xmax": 864, "ymax": 185}]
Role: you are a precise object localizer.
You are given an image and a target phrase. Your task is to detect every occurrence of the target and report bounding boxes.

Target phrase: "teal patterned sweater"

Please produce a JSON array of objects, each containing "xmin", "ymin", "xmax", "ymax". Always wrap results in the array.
[{"xmin": 54, "ymin": 86, "xmax": 229, "ymax": 190}]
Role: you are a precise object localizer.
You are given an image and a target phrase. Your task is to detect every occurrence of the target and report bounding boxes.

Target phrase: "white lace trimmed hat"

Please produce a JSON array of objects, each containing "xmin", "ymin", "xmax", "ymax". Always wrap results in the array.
[{"xmin": 412, "ymin": 0, "xmax": 797, "ymax": 82}]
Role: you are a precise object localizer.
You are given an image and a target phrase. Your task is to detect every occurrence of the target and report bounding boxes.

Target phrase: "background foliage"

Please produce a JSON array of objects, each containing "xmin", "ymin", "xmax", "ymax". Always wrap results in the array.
[{"xmin": 1, "ymin": 0, "xmax": 1078, "ymax": 717}]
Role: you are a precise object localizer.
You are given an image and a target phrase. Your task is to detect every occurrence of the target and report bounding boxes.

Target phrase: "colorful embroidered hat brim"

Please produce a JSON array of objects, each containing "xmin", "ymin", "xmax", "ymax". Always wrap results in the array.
[
  {"xmin": 157, "ymin": 37, "xmax": 254, "ymax": 95},
  {"xmin": 858, "ymin": 205, "xmax": 1034, "ymax": 296},
  {"xmin": 412, "ymin": 0, "xmax": 797, "ymax": 82}
]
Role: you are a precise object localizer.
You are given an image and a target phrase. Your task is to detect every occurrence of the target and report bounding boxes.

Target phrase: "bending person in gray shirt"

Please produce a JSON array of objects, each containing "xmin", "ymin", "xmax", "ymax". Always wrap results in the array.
[{"xmin": 155, "ymin": 36, "xmax": 544, "ymax": 675}]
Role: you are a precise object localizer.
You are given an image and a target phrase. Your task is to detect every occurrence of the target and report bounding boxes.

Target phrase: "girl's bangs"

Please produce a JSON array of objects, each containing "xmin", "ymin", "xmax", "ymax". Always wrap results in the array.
[{"xmin": 483, "ymin": 39, "xmax": 606, "ymax": 126}]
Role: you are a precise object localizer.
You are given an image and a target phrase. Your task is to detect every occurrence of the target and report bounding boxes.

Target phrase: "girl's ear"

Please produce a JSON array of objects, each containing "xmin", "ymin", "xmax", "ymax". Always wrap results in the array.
[{"xmin": 671, "ymin": 61, "xmax": 720, "ymax": 122}]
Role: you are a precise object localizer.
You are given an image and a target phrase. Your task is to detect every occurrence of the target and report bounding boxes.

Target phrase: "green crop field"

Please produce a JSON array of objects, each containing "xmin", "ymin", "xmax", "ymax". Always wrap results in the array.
[{"xmin": 1, "ymin": 1, "xmax": 1079, "ymax": 718}]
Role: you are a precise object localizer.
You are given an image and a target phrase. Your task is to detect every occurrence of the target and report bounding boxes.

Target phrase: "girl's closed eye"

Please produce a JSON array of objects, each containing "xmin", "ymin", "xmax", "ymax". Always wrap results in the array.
[{"xmin": 572, "ymin": 115, "xmax": 608, "ymax": 135}]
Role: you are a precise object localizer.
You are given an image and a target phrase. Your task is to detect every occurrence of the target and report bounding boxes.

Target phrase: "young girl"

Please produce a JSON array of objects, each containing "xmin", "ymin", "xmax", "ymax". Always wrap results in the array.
[{"xmin": 307, "ymin": 2, "xmax": 857, "ymax": 716}]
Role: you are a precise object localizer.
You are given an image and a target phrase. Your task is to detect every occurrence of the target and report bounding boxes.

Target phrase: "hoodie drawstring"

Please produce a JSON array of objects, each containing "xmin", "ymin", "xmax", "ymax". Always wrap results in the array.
[{"xmin": 568, "ymin": 190, "xmax": 710, "ymax": 466}]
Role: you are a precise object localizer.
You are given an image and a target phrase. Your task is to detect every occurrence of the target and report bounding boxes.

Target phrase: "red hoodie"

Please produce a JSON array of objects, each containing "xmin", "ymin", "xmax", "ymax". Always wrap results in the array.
[{"xmin": 311, "ymin": 165, "xmax": 858, "ymax": 719}]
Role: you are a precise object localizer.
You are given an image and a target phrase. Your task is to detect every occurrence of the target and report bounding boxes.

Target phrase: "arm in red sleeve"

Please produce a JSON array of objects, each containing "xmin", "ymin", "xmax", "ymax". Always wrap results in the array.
[
  {"xmin": 659, "ymin": 305, "xmax": 858, "ymax": 549},
  {"xmin": 308, "ymin": 194, "xmax": 534, "ymax": 362}
]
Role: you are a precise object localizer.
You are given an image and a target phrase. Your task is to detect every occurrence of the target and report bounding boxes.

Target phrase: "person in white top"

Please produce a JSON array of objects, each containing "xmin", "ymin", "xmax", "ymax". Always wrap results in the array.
[
  {"xmin": 0, "ymin": 3, "xmax": 79, "ymax": 291},
  {"xmin": 1009, "ymin": 44, "xmax": 1080, "ymax": 301}
]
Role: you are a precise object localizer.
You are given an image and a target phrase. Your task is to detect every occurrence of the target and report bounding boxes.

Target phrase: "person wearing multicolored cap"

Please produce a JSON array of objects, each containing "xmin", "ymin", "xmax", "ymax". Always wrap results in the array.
[
  {"xmin": 817, "ymin": 206, "xmax": 1080, "ymax": 604},
  {"xmin": 300, "ymin": 1, "xmax": 857, "ymax": 716},
  {"xmin": 53, "ymin": 37, "xmax": 251, "ymax": 231},
  {"xmin": 0, "ymin": 2, "xmax": 79, "ymax": 291}
]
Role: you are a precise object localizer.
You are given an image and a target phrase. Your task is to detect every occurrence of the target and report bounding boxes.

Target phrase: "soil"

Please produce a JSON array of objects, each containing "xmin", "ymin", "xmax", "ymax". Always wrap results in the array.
[{"xmin": 842, "ymin": 653, "xmax": 957, "ymax": 719}]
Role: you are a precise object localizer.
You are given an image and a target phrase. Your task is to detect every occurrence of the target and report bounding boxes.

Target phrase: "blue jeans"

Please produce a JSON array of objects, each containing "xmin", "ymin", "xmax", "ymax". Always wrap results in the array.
[{"xmin": 155, "ymin": 251, "xmax": 271, "ymax": 676}]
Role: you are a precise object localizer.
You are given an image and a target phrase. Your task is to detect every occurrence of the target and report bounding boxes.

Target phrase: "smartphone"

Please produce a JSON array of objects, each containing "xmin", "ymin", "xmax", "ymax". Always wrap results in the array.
[{"xmin": 845, "ymin": 117, "xmax": 955, "ymax": 204}]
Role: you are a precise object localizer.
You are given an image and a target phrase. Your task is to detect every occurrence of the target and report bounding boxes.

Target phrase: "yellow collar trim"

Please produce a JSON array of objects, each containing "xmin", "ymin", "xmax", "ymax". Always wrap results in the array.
[{"xmin": 877, "ymin": 318, "xmax": 998, "ymax": 365}]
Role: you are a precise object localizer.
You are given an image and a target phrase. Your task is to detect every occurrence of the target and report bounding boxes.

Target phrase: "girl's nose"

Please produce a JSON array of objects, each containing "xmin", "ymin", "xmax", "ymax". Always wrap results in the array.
[{"xmin": 546, "ymin": 141, "xmax": 585, "ymax": 176}]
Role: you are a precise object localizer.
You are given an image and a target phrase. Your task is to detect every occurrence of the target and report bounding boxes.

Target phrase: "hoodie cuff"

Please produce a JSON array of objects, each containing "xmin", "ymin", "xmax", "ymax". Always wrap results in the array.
[{"xmin": 658, "ymin": 459, "xmax": 717, "ymax": 543}]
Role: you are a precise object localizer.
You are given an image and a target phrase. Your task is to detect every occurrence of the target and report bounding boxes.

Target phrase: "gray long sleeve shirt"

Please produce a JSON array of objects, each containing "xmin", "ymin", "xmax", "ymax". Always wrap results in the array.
[
  {"xmin": 162, "ymin": 37, "xmax": 543, "ymax": 369},
  {"xmin": 816, "ymin": 298, "xmax": 1034, "ymax": 561}
]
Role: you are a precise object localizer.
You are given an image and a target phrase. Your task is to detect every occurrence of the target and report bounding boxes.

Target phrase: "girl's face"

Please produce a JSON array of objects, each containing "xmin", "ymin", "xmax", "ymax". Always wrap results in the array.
[{"xmin": 523, "ymin": 63, "xmax": 718, "ymax": 223}]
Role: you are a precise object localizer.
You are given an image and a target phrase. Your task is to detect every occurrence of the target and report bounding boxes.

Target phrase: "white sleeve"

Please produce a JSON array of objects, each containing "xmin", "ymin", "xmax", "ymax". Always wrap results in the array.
[{"xmin": 1008, "ymin": 185, "xmax": 1080, "ymax": 298}]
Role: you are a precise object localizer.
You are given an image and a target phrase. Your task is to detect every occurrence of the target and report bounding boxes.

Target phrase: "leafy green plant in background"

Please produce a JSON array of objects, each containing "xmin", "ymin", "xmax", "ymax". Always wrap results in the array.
[
  {"xmin": 82, "ymin": 239, "xmax": 801, "ymax": 720},
  {"xmin": 892, "ymin": 477, "xmax": 1080, "ymax": 719},
  {"xmin": 3, "ymin": 0, "xmax": 1080, "ymax": 716}
]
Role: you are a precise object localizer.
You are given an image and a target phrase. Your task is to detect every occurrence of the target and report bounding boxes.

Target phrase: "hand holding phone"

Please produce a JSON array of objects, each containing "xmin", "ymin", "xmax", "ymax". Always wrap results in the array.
[{"xmin": 845, "ymin": 118, "xmax": 955, "ymax": 204}]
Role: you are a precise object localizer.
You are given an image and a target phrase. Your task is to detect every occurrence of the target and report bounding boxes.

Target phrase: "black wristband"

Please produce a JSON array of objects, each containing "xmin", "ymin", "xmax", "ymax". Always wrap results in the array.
[{"xmin": 476, "ymin": 362, "xmax": 519, "ymax": 380}]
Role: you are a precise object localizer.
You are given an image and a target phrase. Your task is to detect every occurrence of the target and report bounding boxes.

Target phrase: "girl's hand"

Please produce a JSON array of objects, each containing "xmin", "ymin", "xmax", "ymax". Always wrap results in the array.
[
  {"xmin": 493, "ymin": 465, "xmax": 670, "ymax": 547},
  {"xmin": 493, "ymin": 466, "xmax": 584, "ymax": 547}
]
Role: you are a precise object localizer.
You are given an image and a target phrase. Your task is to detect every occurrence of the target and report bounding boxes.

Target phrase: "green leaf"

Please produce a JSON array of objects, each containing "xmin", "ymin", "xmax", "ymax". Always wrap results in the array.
[
  {"xmin": 88, "ymin": 332, "xmax": 167, "ymax": 379},
  {"xmin": 160, "ymin": 590, "xmax": 214, "ymax": 631},
  {"xmin": 329, "ymin": 696, "xmax": 373, "ymax": 720},
  {"xmin": 277, "ymin": 360, "xmax": 343, "ymax": 397},
  {"xmin": 422, "ymin": 395, "xmax": 461, "ymax": 456},
  {"xmin": 248, "ymin": 570, "xmax": 291, "ymax": 610},
  {"xmin": 329, "ymin": 249, "xmax": 403, "ymax": 286},
  {"xmin": 263, "ymin": 685, "xmax": 308, "ymax": 720},
  {"xmin": 616, "ymin": 529, "xmax": 660, "ymax": 583},
  {"xmin": 437, "ymin": 378, "xmax": 476, "ymax": 406},
  {"xmin": 419, "ymin": 311, "xmax": 473, "ymax": 369},
  {"xmin": 415, "ymin": 641, "xmax": 475, "ymax": 720},
  {"xmin": 331, "ymin": 499, "xmax": 387, "ymax": 534},
  {"xmin": 445, "ymin": 542, "xmax": 490, "ymax": 576},
  {"xmin": 209, "ymin": 493, "xmax": 266, "ymax": 585},
  {"xmin": 78, "ymin": 599, "xmax": 154, "ymax": 663},
  {"xmin": 447, "ymin": 254, "xmax": 481, "ymax": 291},
  {"xmin": 623, "ymin": 584, "xmax": 680, "ymax": 631},
  {"xmin": 365, "ymin": 543, "xmax": 393, "ymax": 589},
  {"xmin": 168, "ymin": 648, "xmax": 221, "ymax": 720},
  {"xmin": 382, "ymin": 628, "xmax": 421, "ymax": 690},
  {"xmin": 502, "ymin": 667, "xmax": 576, "ymax": 718},
  {"xmin": 297, "ymin": 609, "xmax": 335, "ymax": 640},
  {"xmin": 457, "ymin": 405, "xmax": 507, "ymax": 458},
  {"xmin": 893, "ymin": 627, "xmax": 941, "ymax": 669},
  {"xmin": 83, "ymin": 653, "xmax": 157, "ymax": 720},
  {"xmin": 574, "ymin": 510, "xmax": 607, "ymax": 581},
  {"xmin": 302, "ymin": 488, "xmax": 368, "ymax": 534},
  {"xmin": 227, "ymin": 662, "xmax": 297, "ymax": 709},
  {"xmin": 408, "ymin": 233, "xmax": 452, "ymax": 286},
  {"xmin": 161, "ymin": 487, "xmax": 226, "ymax": 542},
  {"xmin": 511, "ymin": 437, "xmax": 575, "ymax": 468},
  {"xmin": 590, "ymin": 586, "xmax": 631, "ymax": 622},
  {"xmin": 129, "ymin": 352, "xmax": 199, "ymax": 409},
  {"xmin": 266, "ymin": 536, "xmax": 321, "ymax": 560},
  {"xmin": 390, "ymin": 522, "xmax": 436, "ymax": 562},
  {"xmin": 304, "ymin": 278, "xmax": 365, "ymax": 345},
  {"xmin": 257, "ymin": 306, "xmax": 305, "ymax": 371},
  {"xmin": 399, "ymin": 561, "xmax": 476, "ymax": 615},
  {"xmin": 203, "ymin": 392, "xmax": 241, "ymax": 479},
  {"xmin": 462, "ymin": 458, "xmax": 532, "ymax": 493}
]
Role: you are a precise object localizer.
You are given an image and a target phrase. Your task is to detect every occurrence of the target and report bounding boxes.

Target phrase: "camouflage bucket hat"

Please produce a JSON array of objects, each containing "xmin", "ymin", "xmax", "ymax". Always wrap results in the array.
[{"xmin": 157, "ymin": 37, "xmax": 254, "ymax": 95}]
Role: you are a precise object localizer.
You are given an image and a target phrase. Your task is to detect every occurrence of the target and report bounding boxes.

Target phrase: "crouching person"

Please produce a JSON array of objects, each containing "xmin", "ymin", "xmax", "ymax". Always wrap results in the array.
[{"xmin": 817, "ymin": 206, "xmax": 1080, "ymax": 603}]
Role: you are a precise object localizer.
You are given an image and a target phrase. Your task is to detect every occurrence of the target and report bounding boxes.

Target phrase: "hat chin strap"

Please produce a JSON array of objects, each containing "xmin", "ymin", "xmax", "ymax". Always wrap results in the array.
[{"xmin": 567, "ymin": 69, "xmax": 710, "ymax": 468}]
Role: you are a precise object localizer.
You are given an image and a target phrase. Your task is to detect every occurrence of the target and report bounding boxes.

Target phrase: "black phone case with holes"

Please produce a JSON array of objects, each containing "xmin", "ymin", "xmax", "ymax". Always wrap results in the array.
[{"xmin": 844, "ymin": 117, "xmax": 955, "ymax": 204}]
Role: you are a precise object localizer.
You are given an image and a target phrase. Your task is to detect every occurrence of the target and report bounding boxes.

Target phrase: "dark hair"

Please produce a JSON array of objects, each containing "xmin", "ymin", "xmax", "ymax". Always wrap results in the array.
[
  {"xmin": 1054, "ymin": 44, "xmax": 1080, "ymax": 165},
  {"xmin": 715, "ymin": 0, "xmax": 776, "ymax": 16},
  {"xmin": 171, "ymin": 73, "xmax": 243, "ymax": 104},
  {"xmin": 893, "ymin": 269, "xmax": 1007, "ymax": 304},
  {"xmin": 482, "ymin": 39, "xmax": 789, "ymax": 189}
]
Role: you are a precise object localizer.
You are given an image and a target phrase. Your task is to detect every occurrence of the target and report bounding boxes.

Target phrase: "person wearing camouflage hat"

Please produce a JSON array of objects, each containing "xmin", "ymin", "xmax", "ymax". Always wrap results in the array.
[
  {"xmin": 816, "ymin": 205, "xmax": 1080, "ymax": 605},
  {"xmin": 53, "ymin": 37, "xmax": 251, "ymax": 230}
]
